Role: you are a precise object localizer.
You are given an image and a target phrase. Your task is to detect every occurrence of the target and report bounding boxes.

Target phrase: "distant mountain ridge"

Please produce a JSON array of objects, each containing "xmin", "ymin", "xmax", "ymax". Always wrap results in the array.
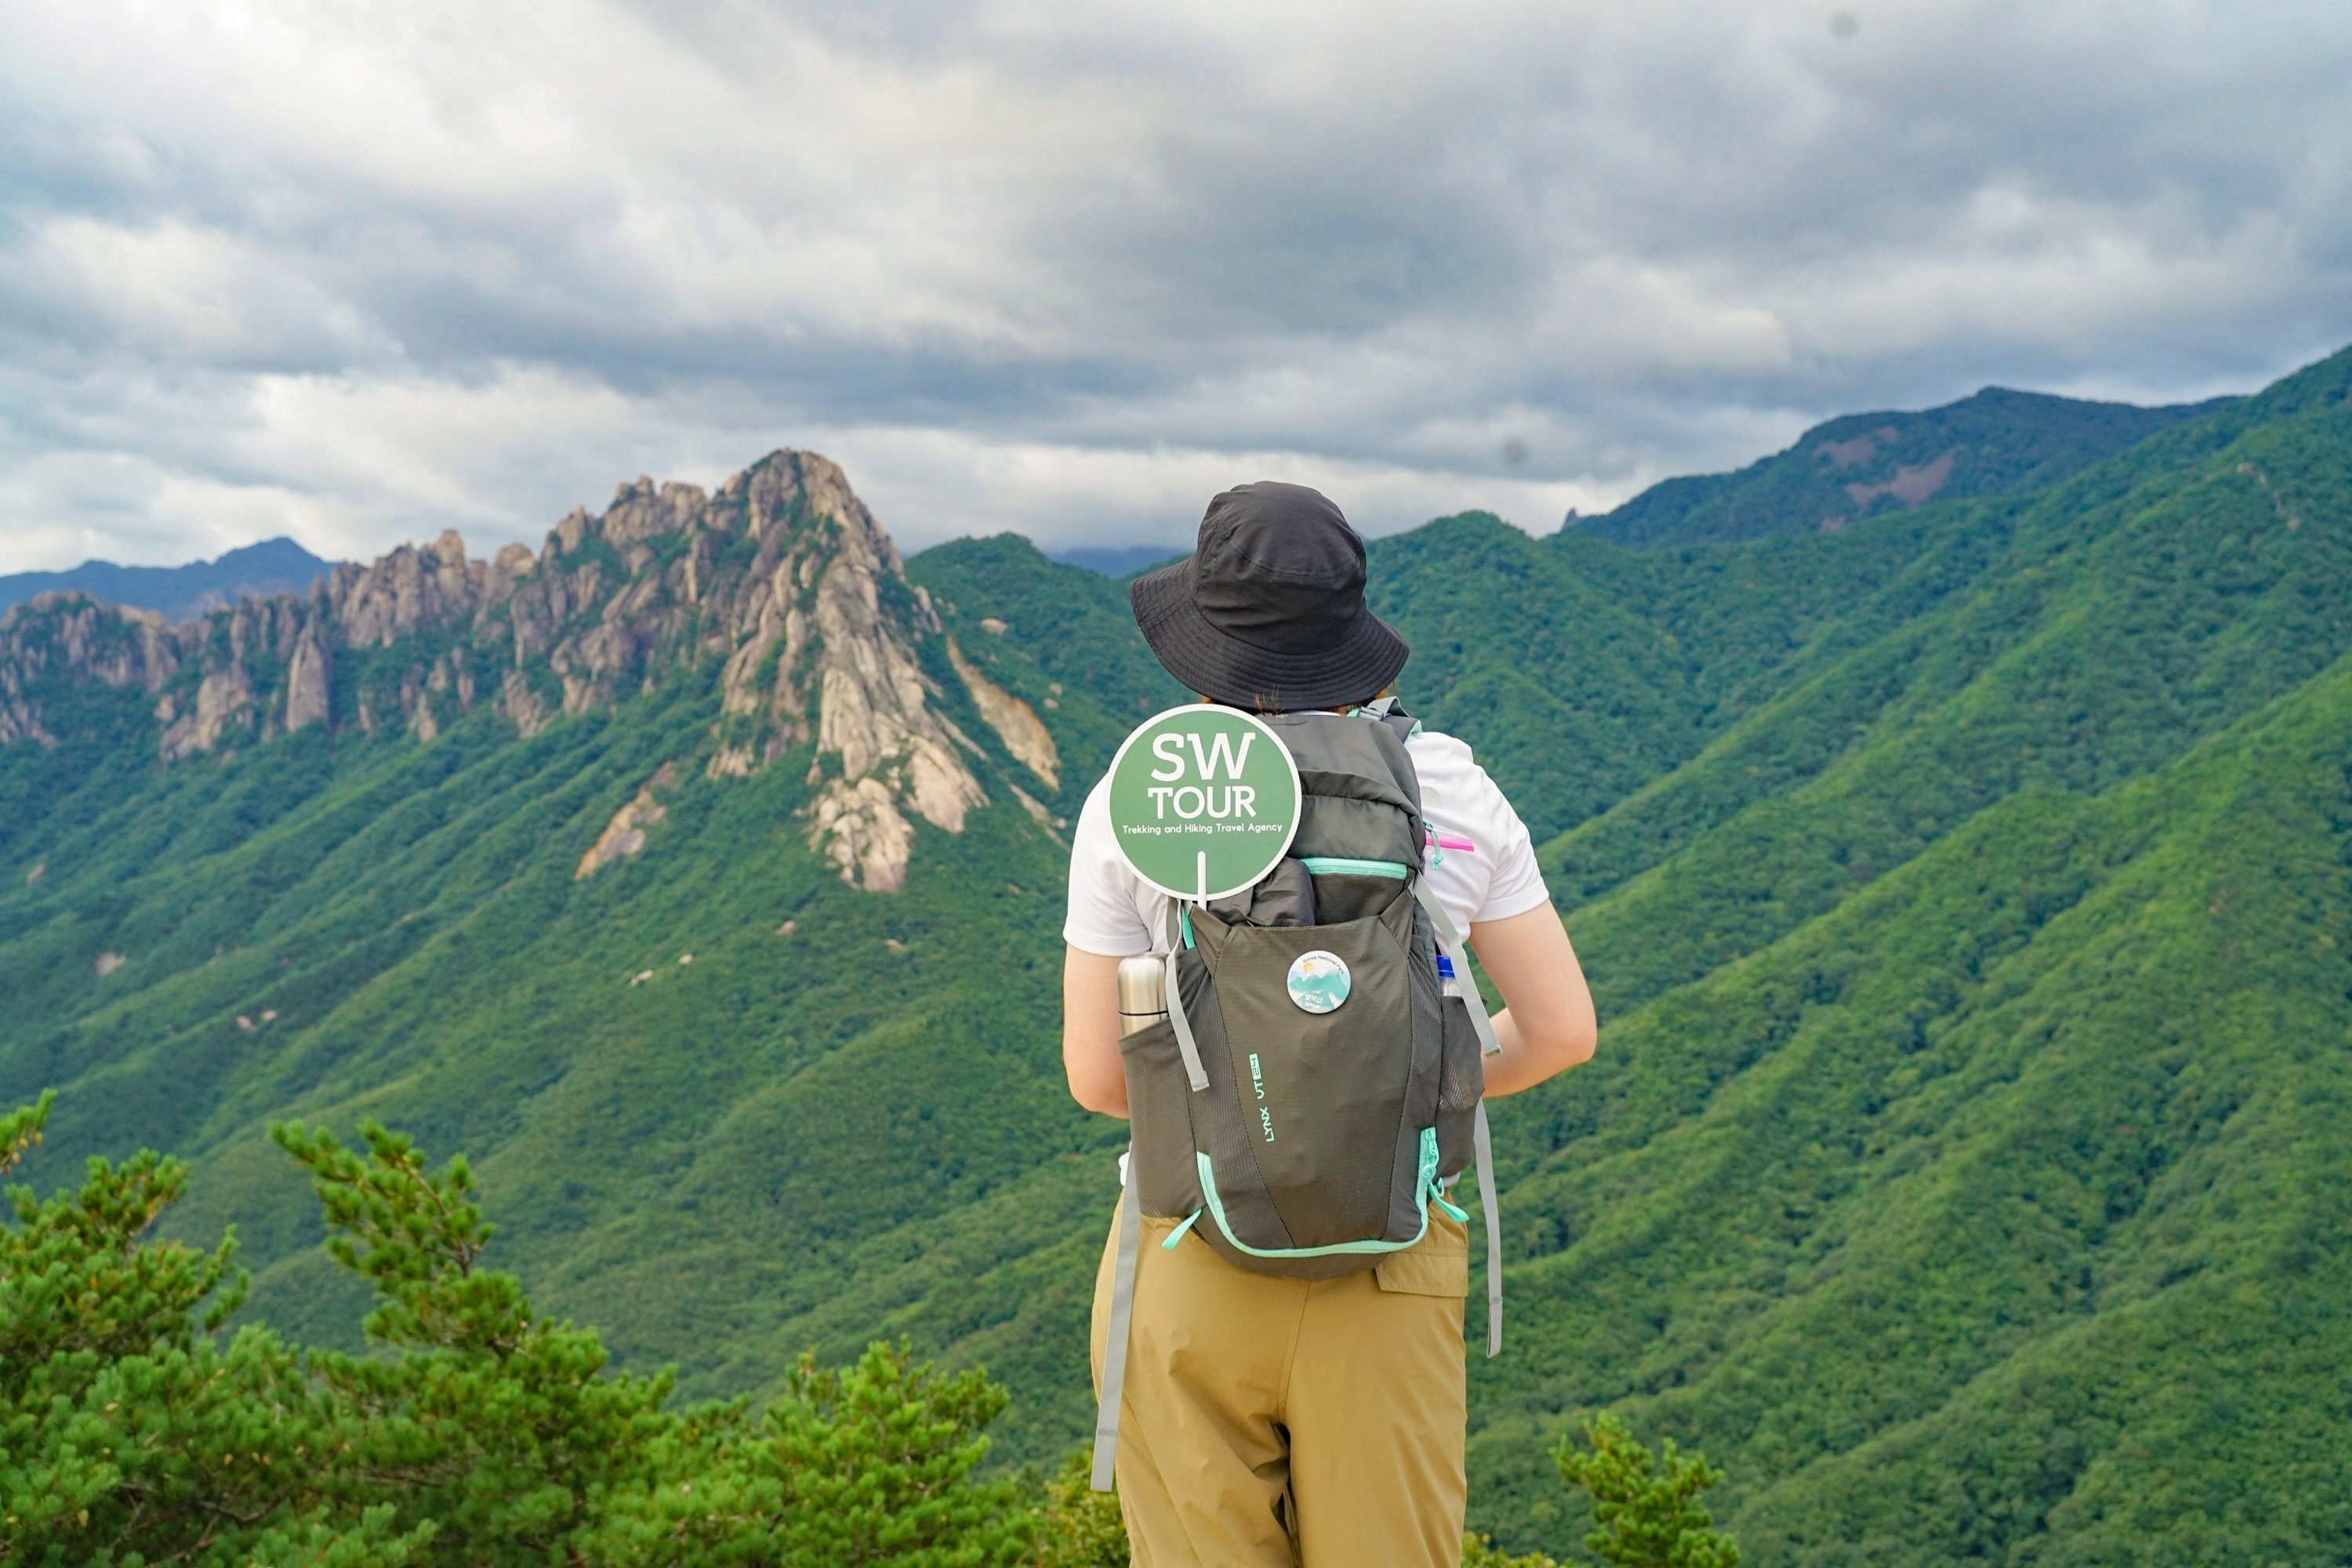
[
  {"xmin": 0, "ymin": 537, "xmax": 335, "ymax": 624},
  {"xmin": 1047, "ymin": 543, "xmax": 1184, "ymax": 577},
  {"xmin": 1584, "ymin": 385, "xmax": 2238, "ymax": 548}
]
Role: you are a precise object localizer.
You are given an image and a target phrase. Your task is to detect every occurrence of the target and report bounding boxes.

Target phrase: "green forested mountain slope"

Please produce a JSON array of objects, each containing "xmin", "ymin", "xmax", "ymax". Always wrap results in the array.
[
  {"xmin": 1587, "ymin": 385, "xmax": 2234, "ymax": 549},
  {"xmin": 1472, "ymin": 654, "xmax": 2352, "ymax": 1562},
  {"xmin": 0, "ymin": 459, "xmax": 1176, "ymax": 1469},
  {"xmin": 1372, "ymin": 349, "xmax": 2352, "ymax": 1557},
  {"xmin": 1363, "ymin": 492, "xmax": 2027, "ymax": 844},
  {"xmin": 4, "ymin": 347, "xmax": 2350, "ymax": 1562},
  {"xmin": 1544, "ymin": 348, "xmax": 2352, "ymax": 1012}
]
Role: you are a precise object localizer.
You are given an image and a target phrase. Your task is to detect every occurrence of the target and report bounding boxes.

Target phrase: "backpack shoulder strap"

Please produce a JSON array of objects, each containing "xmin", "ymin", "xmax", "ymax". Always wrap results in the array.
[
  {"xmin": 1357, "ymin": 693, "xmax": 1423, "ymax": 748},
  {"xmin": 1471, "ymin": 1103, "xmax": 1502, "ymax": 1358},
  {"xmin": 1415, "ymin": 877, "xmax": 1505, "ymax": 1358},
  {"xmin": 1160, "ymin": 904, "xmax": 1210, "ymax": 1092},
  {"xmin": 1091, "ymin": 1150, "xmax": 1144, "ymax": 1489}
]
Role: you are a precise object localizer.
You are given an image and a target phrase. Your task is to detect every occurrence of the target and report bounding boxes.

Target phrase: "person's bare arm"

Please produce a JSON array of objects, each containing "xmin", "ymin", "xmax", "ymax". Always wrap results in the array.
[
  {"xmin": 1063, "ymin": 946, "xmax": 1129, "ymax": 1117},
  {"xmin": 1468, "ymin": 903, "xmax": 1596, "ymax": 1097}
]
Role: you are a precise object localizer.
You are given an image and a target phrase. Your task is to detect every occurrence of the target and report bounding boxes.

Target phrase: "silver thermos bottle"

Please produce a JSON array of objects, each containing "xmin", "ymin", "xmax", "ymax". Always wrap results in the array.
[{"xmin": 1117, "ymin": 954, "xmax": 1168, "ymax": 1036}]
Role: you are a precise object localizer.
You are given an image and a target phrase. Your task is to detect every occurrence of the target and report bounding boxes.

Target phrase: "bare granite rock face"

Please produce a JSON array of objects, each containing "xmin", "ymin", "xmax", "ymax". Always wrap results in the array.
[
  {"xmin": 578, "ymin": 762, "xmax": 679, "ymax": 879},
  {"xmin": 161, "ymin": 663, "xmax": 255, "ymax": 761},
  {"xmin": 332, "ymin": 530, "xmax": 486, "ymax": 648},
  {"xmin": 0, "ymin": 448, "xmax": 1022, "ymax": 893},
  {"xmin": 946, "ymin": 635, "xmax": 1059, "ymax": 789},
  {"xmin": 0, "ymin": 596, "xmax": 179, "ymax": 746},
  {"xmin": 2, "ymin": 587, "xmax": 337, "ymax": 757},
  {"xmin": 285, "ymin": 626, "xmax": 332, "ymax": 733}
]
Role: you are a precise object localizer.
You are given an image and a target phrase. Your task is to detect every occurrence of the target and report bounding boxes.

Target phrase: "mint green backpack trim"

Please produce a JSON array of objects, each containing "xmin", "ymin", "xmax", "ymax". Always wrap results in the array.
[
  {"xmin": 1298, "ymin": 856, "xmax": 1412, "ymax": 880},
  {"xmin": 1162, "ymin": 1209, "xmax": 1203, "ymax": 1250},
  {"xmin": 1193, "ymin": 1127, "xmax": 1443, "ymax": 1260}
]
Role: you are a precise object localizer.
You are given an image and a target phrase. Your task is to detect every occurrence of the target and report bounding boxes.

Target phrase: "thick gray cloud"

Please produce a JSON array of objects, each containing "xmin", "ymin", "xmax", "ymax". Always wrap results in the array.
[{"xmin": 2, "ymin": 0, "xmax": 2348, "ymax": 570}]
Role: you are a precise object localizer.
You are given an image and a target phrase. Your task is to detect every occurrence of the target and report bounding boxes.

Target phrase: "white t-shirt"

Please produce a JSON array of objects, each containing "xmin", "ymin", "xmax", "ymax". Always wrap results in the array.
[{"xmin": 1062, "ymin": 726, "xmax": 1552, "ymax": 956}]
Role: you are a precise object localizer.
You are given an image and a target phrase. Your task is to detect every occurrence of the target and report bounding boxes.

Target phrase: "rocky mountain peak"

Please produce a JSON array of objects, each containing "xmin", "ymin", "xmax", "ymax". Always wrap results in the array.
[{"xmin": 0, "ymin": 449, "xmax": 1058, "ymax": 891}]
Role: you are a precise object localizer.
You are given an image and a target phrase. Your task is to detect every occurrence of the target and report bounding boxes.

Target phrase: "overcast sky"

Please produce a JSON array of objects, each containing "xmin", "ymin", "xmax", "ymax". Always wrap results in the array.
[{"xmin": 4, "ymin": 0, "xmax": 2350, "ymax": 572}]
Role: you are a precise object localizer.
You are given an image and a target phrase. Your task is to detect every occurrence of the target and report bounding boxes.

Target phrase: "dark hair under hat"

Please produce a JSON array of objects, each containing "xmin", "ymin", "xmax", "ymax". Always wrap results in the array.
[{"xmin": 1129, "ymin": 481, "xmax": 1409, "ymax": 713}]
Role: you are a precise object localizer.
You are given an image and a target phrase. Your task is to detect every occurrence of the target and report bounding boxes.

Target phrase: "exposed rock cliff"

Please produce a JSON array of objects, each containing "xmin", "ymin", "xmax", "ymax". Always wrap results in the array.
[
  {"xmin": 946, "ymin": 636, "xmax": 1059, "ymax": 789},
  {"xmin": 0, "ymin": 449, "xmax": 1026, "ymax": 892},
  {"xmin": 578, "ymin": 762, "xmax": 679, "ymax": 879}
]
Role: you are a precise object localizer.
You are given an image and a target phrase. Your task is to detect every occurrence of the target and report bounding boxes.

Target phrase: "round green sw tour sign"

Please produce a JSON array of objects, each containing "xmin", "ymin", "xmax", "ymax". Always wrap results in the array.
[{"xmin": 1105, "ymin": 706, "xmax": 1302, "ymax": 900}]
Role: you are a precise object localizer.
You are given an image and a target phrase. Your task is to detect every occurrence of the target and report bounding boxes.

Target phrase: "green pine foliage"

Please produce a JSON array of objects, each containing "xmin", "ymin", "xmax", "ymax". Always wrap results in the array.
[
  {"xmin": 1029, "ymin": 1450, "xmax": 1130, "ymax": 1568},
  {"xmin": 268, "ymin": 1118, "xmax": 681, "ymax": 1565},
  {"xmin": 593, "ymin": 1343, "xmax": 1033, "ymax": 1567},
  {"xmin": 1555, "ymin": 1414, "xmax": 1738, "ymax": 1568},
  {"xmin": 1461, "ymin": 1534, "xmax": 1562, "ymax": 1568},
  {"xmin": 2, "ymin": 1097, "xmax": 1057, "ymax": 1565}
]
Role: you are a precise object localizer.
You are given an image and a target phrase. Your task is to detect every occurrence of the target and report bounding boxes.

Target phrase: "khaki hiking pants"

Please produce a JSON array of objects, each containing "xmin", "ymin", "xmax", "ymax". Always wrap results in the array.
[{"xmin": 1090, "ymin": 1201, "xmax": 1470, "ymax": 1566}]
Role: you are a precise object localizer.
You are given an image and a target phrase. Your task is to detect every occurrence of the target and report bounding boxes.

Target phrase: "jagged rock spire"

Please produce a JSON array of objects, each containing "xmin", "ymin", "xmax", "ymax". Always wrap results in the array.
[{"xmin": 0, "ymin": 448, "xmax": 1047, "ymax": 893}]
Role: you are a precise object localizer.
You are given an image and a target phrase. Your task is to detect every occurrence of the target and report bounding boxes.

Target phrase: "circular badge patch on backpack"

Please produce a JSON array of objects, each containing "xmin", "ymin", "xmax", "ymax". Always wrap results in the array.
[{"xmin": 1286, "ymin": 950, "xmax": 1352, "ymax": 1014}]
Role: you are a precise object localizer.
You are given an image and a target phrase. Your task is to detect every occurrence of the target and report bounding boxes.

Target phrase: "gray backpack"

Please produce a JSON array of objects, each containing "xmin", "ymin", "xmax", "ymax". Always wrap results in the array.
[{"xmin": 1090, "ymin": 705, "xmax": 1504, "ymax": 1490}]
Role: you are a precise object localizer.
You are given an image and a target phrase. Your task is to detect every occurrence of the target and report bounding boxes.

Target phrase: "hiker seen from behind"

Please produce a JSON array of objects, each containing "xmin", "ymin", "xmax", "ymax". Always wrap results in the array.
[{"xmin": 1062, "ymin": 481, "xmax": 1597, "ymax": 1566}]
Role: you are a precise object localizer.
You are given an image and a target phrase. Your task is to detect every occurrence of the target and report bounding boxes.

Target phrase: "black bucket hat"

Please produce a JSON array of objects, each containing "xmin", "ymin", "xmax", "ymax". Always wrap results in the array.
[{"xmin": 1130, "ymin": 481, "xmax": 1409, "ymax": 712}]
